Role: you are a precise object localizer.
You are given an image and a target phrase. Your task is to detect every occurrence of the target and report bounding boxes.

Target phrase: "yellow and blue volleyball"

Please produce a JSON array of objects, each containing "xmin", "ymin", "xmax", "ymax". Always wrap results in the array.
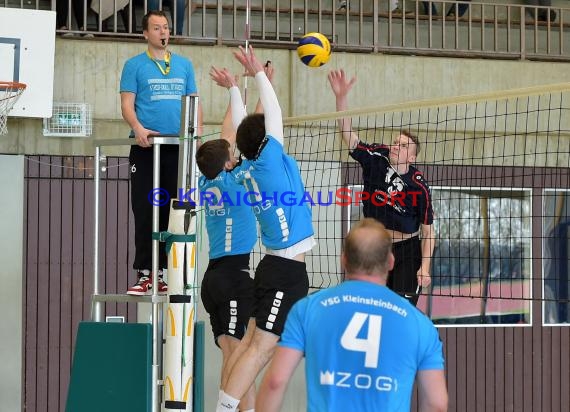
[{"xmin": 297, "ymin": 32, "xmax": 331, "ymax": 67}]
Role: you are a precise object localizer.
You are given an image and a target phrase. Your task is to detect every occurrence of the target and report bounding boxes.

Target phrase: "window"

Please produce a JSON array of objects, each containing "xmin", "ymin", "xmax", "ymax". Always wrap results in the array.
[
  {"xmin": 347, "ymin": 185, "xmax": 532, "ymax": 326},
  {"xmin": 543, "ymin": 189, "xmax": 570, "ymax": 325}
]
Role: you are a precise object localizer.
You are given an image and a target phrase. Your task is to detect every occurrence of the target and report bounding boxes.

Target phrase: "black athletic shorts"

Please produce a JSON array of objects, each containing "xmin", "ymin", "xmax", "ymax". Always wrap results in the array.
[
  {"xmin": 253, "ymin": 254, "xmax": 309, "ymax": 336},
  {"xmin": 387, "ymin": 236, "xmax": 422, "ymax": 306},
  {"xmin": 200, "ymin": 254, "xmax": 254, "ymax": 343}
]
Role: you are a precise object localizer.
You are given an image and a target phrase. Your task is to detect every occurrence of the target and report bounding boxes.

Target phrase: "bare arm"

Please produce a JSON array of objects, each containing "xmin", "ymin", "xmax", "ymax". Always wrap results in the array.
[
  {"xmin": 417, "ymin": 223, "xmax": 435, "ymax": 288},
  {"xmin": 120, "ymin": 91, "xmax": 157, "ymax": 148},
  {"xmin": 210, "ymin": 66, "xmax": 241, "ymax": 144},
  {"xmin": 327, "ymin": 69, "xmax": 359, "ymax": 150},
  {"xmin": 255, "ymin": 347, "xmax": 303, "ymax": 412},
  {"xmin": 234, "ymin": 46, "xmax": 283, "ymax": 145},
  {"xmin": 416, "ymin": 369, "xmax": 448, "ymax": 412}
]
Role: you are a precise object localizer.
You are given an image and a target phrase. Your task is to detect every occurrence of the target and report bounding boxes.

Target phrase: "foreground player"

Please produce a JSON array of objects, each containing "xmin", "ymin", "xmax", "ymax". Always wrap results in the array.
[
  {"xmin": 197, "ymin": 63, "xmax": 274, "ymax": 411},
  {"xmin": 215, "ymin": 46, "xmax": 315, "ymax": 412},
  {"xmin": 257, "ymin": 218, "xmax": 448, "ymax": 412},
  {"xmin": 328, "ymin": 69, "xmax": 434, "ymax": 305}
]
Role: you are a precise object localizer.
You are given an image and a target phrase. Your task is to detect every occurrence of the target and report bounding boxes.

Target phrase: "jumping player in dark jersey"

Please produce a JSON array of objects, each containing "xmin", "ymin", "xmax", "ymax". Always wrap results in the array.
[{"xmin": 328, "ymin": 69, "xmax": 435, "ymax": 305}]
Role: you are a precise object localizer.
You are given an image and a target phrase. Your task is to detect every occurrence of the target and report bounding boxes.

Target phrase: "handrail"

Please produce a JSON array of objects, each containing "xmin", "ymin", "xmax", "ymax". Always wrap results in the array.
[
  {"xmin": 8, "ymin": 0, "xmax": 570, "ymax": 61},
  {"xmin": 93, "ymin": 136, "xmax": 182, "ymax": 147}
]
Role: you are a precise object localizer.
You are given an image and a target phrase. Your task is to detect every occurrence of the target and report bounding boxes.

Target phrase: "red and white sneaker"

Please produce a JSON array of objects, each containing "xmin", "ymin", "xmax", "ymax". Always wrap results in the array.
[
  {"xmin": 126, "ymin": 275, "xmax": 152, "ymax": 296},
  {"xmin": 157, "ymin": 277, "xmax": 168, "ymax": 295}
]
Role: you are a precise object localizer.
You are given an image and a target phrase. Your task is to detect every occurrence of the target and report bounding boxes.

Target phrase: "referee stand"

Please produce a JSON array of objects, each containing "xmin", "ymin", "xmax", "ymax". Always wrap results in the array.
[{"xmin": 66, "ymin": 96, "xmax": 204, "ymax": 412}]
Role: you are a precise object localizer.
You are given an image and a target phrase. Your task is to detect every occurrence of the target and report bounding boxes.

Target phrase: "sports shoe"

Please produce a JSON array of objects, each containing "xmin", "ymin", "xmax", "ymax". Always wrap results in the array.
[
  {"xmin": 127, "ymin": 274, "xmax": 152, "ymax": 295},
  {"xmin": 157, "ymin": 277, "xmax": 168, "ymax": 294},
  {"xmin": 337, "ymin": 0, "xmax": 347, "ymax": 11}
]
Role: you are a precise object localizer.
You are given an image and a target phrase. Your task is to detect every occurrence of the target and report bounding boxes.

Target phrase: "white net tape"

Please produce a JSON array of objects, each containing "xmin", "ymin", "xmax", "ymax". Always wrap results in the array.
[{"xmin": 0, "ymin": 82, "xmax": 26, "ymax": 135}]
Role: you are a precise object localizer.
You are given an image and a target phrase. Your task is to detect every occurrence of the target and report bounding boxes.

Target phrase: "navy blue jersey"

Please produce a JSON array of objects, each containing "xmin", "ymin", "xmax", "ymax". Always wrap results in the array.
[
  {"xmin": 279, "ymin": 280, "xmax": 444, "ymax": 412},
  {"xmin": 350, "ymin": 142, "xmax": 433, "ymax": 233},
  {"xmin": 235, "ymin": 136, "xmax": 314, "ymax": 250},
  {"xmin": 199, "ymin": 169, "xmax": 257, "ymax": 259}
]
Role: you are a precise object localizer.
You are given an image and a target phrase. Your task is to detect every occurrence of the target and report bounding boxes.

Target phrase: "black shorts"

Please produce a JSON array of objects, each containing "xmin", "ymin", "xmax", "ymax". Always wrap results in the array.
[
  {"xmin": 387, "ymin": 236, "xmax": 422, "ymax": 306},
  {"xmin": 253, "ymin": 255, "xmax": 309, "ymax": 336},
  {"xmin": 200, "ymin": 254, "xmax": 254, "ymax": 343}
]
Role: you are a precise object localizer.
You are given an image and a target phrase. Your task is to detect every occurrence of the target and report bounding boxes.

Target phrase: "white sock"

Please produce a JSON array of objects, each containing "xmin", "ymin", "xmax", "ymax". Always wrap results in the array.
[
  {"xmin": 216, "ymin": 391, "xmax": 240, "ymax": 412},
  {"xmin": 240, "ymin": 409, "xmax": 255, "ymax": 412}
]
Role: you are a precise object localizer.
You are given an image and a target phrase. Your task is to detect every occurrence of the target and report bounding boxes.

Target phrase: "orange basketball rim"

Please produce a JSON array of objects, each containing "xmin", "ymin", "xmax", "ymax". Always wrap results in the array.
[{"xmin": 0, "ymin": 81, "xmax": 27, "ymax": 135}]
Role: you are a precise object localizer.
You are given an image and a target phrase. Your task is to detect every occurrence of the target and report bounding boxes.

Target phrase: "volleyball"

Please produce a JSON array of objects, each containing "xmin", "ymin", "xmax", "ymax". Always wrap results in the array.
[{"xmin": 297, "ymin": 32, "xmax": 331, "ymax": 67}]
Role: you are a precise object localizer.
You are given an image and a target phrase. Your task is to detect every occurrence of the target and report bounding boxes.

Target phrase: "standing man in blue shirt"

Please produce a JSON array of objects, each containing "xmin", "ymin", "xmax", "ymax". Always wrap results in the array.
[
  {"xmin": 215, "ymin": 46, "xmax": 315, "ymax": 412},
  {"xmin": 328, "ymin": 69, "xmax": 434, "ymax": 306},
  {"xmin": 257, "ymin": 218, "xmax": 448, "ymax": 412},
  {"xmin": 120, "ymin": 10, "xmax": 202, "ymax": 295}
]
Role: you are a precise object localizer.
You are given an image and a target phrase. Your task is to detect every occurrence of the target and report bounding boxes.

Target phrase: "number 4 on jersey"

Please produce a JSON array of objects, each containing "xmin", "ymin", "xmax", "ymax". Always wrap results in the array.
[{"xmin": 340, "ymin": 312, "xmax": 382, "ymax": 368}]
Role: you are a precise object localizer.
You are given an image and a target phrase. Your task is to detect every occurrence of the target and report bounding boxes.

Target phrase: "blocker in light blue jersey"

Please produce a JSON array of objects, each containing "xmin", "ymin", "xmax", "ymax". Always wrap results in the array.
[
  {"xmin": 279, "ymin": 280, "xmax": 444, "ymax": 412},
  {"xmin": 235, "ymin": 135, "xmax": 313, "ymax": 250},
  {"xmin": 199, "ymin": 170, "xmax": 257, "ymax": 259},
  {"xmin": 120, "ymin": 52, "xmax": 197, "ymax": 135}
]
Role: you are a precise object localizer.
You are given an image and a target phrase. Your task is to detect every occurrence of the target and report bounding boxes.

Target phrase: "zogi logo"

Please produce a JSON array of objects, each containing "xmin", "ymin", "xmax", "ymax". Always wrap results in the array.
[{"xmin": 319, "ymin": 370, "xmax": 396, "ymax": 391}]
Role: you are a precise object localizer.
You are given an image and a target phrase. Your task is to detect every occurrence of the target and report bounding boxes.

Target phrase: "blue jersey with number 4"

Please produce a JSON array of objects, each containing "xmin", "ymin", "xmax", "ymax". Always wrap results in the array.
[
  {"xmin": 235, "ymin": 136, "xmax": 313, "ymax": 250},
  {"xmin": 199, "ymin": 169, "xmax": 257, "ymax": 259},
  {"xmin": 279, "ymin": 280, "xmax": 444, "ymax": 412}
]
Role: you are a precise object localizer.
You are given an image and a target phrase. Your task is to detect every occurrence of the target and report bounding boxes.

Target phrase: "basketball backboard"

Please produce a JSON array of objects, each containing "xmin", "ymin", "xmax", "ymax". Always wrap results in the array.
[{"xmin": 0, "ymin": 8, "xmax": 56, "ymax": 118}]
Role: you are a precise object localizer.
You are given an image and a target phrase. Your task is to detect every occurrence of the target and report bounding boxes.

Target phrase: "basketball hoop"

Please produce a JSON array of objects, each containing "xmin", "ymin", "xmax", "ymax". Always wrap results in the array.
[{"xmin": 0, "ymin": 81, "xmax": 27, "ymax": 135}]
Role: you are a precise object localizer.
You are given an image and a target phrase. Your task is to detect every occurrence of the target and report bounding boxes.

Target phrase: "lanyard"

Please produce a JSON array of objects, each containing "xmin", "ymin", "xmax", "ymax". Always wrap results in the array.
[{"xmin": 146, "ymin": 50, "xmax": 171, "ymax": 76}]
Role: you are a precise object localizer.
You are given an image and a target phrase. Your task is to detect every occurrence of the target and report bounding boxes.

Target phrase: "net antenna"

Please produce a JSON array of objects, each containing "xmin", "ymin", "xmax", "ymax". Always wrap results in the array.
[{"xmin": 0, "ymin": 81, "xmax": 26, "ymax": 135}]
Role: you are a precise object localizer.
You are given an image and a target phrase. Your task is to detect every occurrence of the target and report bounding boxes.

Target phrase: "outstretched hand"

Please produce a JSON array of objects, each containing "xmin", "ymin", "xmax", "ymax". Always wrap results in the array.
[
  {"xmin": 327, "ymin": 69, "xmax": 357, "ymax": 99},
  {"xmin": 233, "ymin": 45, "xmax": 265, "ymax": 77},
  {"xmin": 209, "ymin": 66, "xmax": 238, "ymax": 89}
]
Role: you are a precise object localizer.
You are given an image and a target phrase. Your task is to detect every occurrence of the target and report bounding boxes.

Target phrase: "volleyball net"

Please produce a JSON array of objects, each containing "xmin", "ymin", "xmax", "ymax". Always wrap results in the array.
[{"xmin": 271, "ymin": 82, "xmax": 570, "ymax": 325}]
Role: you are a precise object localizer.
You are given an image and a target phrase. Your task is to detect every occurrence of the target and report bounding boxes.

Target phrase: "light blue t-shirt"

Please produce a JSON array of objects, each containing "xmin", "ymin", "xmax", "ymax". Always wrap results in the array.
[
  {"xmin": 280, "ymin": 280, "xmax": 444, "ymax": 412},
  {"xmin": 120, "ymin": 52, "xmax": 197, "ymax": 135},
  {"xmin": 198, "ymin": 169, "xmax": 257, "ymax": 259},
  {"xmin": 234, "ymin": 136, "xmax": 313, "ymax": 250}
]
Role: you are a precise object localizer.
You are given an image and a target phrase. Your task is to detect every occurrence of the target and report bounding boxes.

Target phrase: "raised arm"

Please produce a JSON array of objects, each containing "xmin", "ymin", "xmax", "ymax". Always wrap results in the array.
[
  {"xmin": 254, "ymin": 61, "xmax": 275, "ymax": 114},
  {"xmin": 210, "ymin": 66, "xmax": 243, "ymax": 145},
  {"xmin": 234, "ymin": 46, "xmax": 284, "ymax": 145},
  {"xmin": 327, "ymin": 69, "xmax": 359, "ymax": 150}
]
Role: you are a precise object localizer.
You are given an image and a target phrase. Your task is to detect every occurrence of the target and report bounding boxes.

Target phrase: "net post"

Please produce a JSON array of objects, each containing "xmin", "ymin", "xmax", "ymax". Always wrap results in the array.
[
  {"xmin": 91, "ymin": 145, "xmax": 103, "ymax": 322},
  {"xmin": 178, "ymin": 95, "xmax": 200, "ymax": 199},
  {"xmin": 151, "ymin": 141, "xmax": 162, "ymax": 412}
]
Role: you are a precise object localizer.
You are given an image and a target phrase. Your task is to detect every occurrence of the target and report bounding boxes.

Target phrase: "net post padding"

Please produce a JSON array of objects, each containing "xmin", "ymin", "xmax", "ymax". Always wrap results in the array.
[{"xmin": 0, "ymin": 81, "xmax": 26, "ymax": 135}]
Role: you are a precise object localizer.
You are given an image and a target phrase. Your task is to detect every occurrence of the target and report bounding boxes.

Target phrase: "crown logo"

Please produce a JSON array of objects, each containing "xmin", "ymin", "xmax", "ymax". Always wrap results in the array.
[{"xmin": 320, "ymin": 370, "xmax": 335, "ymax": 385}]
